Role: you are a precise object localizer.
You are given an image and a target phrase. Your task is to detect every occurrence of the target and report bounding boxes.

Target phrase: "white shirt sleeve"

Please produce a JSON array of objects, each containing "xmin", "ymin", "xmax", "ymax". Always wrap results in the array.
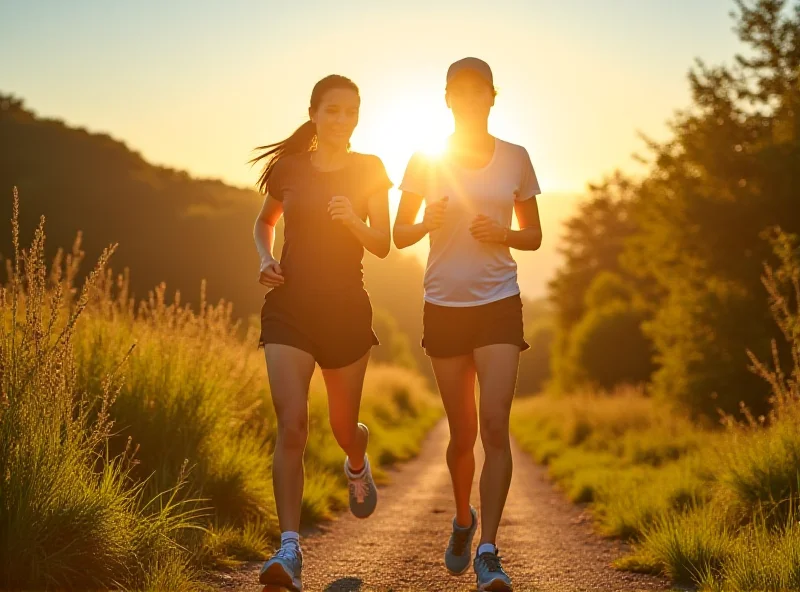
[
  {"xmin": 515, "ymin": 147, "xmax": 541, "ymax": 201},
  {"xmin": 398, "ymin": 152, "xmax": 429, "ymax": 197}
]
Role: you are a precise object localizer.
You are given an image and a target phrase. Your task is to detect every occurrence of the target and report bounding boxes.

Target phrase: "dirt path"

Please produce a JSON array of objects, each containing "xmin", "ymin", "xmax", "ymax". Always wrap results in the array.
[{"xmin": 210, "ymin": 420, "xmax": 671, "ymax": 592}]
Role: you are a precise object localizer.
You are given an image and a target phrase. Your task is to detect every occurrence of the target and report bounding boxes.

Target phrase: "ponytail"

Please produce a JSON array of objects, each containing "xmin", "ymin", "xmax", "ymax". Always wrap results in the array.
[
  {"xmin": 250, "ymin": 120, "xmax": 316, "ymax": 195},
  {"xmin": 251, "ymin": 74, "xmax": 360, "ymax": 195}
]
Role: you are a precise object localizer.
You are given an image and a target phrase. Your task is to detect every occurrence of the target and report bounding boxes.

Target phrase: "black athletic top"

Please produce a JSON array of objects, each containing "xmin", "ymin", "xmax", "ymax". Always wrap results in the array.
[{"xmin": 268, "ymin": 152, "xmax": 392, "ymax": 292}]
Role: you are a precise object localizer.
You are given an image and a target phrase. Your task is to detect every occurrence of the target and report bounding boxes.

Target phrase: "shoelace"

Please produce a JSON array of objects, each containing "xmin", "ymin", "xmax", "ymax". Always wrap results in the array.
[
  {"xmin": 350, "ymin": 478, "xmax": 370, "ymax": 503},
  {"xmin": 275, "ymin": 544, "xmax": 301, "ymax": 569},
  {"xmin": 478, "ymin": 552, "xmax": 503, "ymax": 573}
]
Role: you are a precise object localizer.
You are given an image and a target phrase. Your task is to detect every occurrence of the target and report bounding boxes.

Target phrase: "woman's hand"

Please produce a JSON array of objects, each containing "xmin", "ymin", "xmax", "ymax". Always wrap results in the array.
[
  {"xmin": 259, "ymin": 259, "xmax": 284, "ymax": 288},
  {"xmin": 328, "ymin": 195, "xmax": 359, "ymax": 227},
  {"xmin": 423, "ymin": 196, "xmax": 449, "ymax": 232},
  {"xmin": 469, "ymin": 214, "xmax": 508, "ymax": 244}
]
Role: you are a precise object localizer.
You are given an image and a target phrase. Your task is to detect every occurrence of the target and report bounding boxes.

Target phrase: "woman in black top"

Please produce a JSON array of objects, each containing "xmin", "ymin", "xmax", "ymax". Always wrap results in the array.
[{"xmin": 251, "ymin": 75, "xmax": 392, "ymax": 591}]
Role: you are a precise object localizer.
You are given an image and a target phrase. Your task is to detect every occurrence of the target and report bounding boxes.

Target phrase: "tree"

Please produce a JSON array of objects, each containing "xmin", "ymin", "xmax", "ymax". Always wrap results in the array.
[
  {"xmin": 548, "ymin": 174, "xmax": 654, "ymax": 391},
  {"xmin": 548, "ymin": 173, "xmax": 639, "ymax": 334},
  {"xmin": 622, "ymin": 0, "xmax": 800, "ymax": 417}
]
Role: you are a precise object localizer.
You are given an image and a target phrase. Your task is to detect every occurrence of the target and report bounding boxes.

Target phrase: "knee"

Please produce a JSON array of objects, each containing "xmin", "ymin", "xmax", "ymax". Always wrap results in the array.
[
  {"xmin": 480, "ymin": 415, "xmax": 510, "ymax": 450},
  {"xmin": 448, "ymin": 423, "xmax": 478, "ymax": 454},
  {"xmin": 277, "ymin": 416, "xmax": 308, "ymax": 451}
]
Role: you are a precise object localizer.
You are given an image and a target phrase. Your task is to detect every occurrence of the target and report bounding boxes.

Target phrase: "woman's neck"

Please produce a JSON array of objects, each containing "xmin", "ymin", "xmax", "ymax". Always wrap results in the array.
[
  {"xmin": 449, "ymin": 123, "xmax": 494, "ymax": 168},
  {"xmin": 311, "ymin": 142, "xmax": 350, "ymax": 171},
  {"xmin": 452, "ymin": 120, "xmax": 491, "ymax": 147}
]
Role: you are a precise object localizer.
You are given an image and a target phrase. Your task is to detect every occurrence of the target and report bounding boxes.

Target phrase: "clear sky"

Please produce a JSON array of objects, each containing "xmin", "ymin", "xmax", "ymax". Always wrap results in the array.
[{"xmin": 2, "ymin": 0, "xmax": 745, "ymax": 296}]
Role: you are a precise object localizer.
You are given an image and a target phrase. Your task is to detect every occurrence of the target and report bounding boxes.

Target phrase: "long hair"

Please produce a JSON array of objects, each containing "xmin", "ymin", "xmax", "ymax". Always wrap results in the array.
[{"xmin": 251, "ymin": 74, "xmax": 360, "ymax": 194}]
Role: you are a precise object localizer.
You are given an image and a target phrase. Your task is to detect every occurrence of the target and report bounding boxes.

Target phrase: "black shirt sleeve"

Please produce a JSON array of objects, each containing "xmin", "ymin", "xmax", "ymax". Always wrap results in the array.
[
  {"xmin": 267, "ymin": 156, "xmax": 288, "ymax": 202},
  {"xmin": 366, "ymin": 155, "xmax": 393, "ymax": 195}
]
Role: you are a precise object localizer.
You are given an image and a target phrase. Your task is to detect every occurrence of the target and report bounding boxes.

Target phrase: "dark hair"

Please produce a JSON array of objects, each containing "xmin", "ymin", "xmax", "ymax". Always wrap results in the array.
[{"xmin": 250, "ymin": 74, "xmax": 360, "ymax": 194}]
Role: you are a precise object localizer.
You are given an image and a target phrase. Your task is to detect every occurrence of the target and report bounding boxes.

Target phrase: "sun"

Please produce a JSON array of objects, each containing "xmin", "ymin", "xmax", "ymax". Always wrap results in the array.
[{"xmin": 355, "ymin": 94, "xmax": 451, "ymax": 183}]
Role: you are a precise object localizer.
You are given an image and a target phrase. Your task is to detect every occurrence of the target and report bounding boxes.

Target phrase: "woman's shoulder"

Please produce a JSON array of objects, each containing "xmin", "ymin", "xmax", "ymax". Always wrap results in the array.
[
  {"xmin": 494, "ymin": 137, "xmax": 530, "ymax": 158},
  {"xmin": 272, "ymin": 152, "xmax": 307, "ymax": 176},
  {"xmin": 349, "ymin": 152, "xmax": 393, "ymax": 191},
  {"xmin": 350, "ymin": 151, "xmax": 386, "ymax": 169}
]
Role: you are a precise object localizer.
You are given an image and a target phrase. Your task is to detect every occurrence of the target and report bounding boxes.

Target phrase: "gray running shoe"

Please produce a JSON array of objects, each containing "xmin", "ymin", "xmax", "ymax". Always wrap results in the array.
[
  {"xmin": 259, "ymin": 544, "xmax": 303, "ymax": 591},
  {"xmin": 474, "ymin": 547, "xmax": 512, "ymax": 591},
  {"xmin": 444, "ymin": 506, "xmax": 478, "ymax": 575},
  {"xmin": 344, "ymin": 428, "xmax": 378, "ymax": 519}
]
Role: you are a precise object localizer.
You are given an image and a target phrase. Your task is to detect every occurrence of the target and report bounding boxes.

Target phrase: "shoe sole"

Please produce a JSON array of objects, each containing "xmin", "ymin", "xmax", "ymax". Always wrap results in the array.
[
  {"xmin": 352, "ymin": 508, "xmax": 377, "ymax": 519},
  {"xmin": 446, "ymin": 563, "xmax": 471, "ymax": 576},
  {"xmin": 351, "ymin": 497, "xmax": 378, "ymax": 519},
  {"xmin": 259, "ymin": 562, "xmax": 302, "ymax": 591},
  {"xmin": 350, "ymin": 485, "xmax": 378, "ymax": 519},
  {"xmin": 478, "ymin": 579, "xmax": 512, "ymax": 591}
]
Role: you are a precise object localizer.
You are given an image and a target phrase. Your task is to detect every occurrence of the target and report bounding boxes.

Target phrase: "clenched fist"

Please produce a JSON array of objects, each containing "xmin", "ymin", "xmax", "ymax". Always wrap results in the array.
[
  {"xmin": 328, "ymin": 195, "xmax": 358, "ymax": 226},
  {"xmin": 259, "ymin": 259, "xmax": 284, "ymax": 288},
  {"xmin": 469, "ymin": 214, "xmax": 508, "ymax": 244},
  {"xmin": 423, "ymin": 196, "xmax": 449, "ymax": 232}
]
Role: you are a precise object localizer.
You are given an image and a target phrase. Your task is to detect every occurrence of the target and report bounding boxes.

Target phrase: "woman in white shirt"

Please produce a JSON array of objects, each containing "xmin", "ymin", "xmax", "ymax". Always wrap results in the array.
[{"xmin": 393, "ymin": 57, "xmax": 542, "ymax": 592}]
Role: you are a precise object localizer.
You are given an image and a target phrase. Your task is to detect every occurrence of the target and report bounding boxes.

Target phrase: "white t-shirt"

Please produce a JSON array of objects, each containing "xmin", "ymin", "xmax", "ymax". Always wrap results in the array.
[{"xmin": 399, "ymin": 138, "xmax": 541, "ymax": 307}]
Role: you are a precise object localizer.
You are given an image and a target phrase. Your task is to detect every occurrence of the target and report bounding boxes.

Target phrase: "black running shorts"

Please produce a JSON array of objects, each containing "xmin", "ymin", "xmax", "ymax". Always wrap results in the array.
[
  {"xmin": 422, "ymin": 294, "xmax": 529, "ymax": 358},
  {"xmin": 259, "ymin": 286, "xmax": 379, "ymax": 370}
]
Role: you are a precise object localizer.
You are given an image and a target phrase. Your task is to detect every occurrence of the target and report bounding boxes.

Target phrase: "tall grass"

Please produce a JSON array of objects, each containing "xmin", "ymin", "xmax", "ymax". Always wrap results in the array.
[
  {"xmin": 1, "ymin": 188, "xmax": 441, "ymax": 590},
  {"xmin": 511, "ymin": 228, "xmax": 800, "ymax": 591},
  {"xmin": 0, "ymin": 188, "xmax": 202, "ymax": 590}
]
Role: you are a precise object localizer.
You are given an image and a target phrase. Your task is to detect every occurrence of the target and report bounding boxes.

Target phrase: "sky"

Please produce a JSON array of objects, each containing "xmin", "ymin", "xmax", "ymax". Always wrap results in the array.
[{"xmin": 2, "ymin": 0, "xmax": 745, "ymax": 297}]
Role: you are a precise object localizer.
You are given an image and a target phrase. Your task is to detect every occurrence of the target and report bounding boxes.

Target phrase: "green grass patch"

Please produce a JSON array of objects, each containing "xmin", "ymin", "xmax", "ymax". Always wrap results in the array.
[{"xmin": 511, "ymin": 388, "xmax": 800, "ymax": 590}]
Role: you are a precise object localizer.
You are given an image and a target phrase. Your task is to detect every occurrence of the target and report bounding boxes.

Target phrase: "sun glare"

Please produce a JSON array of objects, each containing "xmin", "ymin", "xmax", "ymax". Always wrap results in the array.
[
  {"xmin": 356, "ymin": 95, "xmax": 450, "ymax": 177},
  {"xmin": 418, "ymin": 131, "xmax": 447, "ymax": 157}
]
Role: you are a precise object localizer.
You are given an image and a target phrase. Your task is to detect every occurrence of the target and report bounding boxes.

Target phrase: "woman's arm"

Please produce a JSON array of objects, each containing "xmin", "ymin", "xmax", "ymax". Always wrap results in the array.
[
  {"xmin": 328, "ymin": 191, "xmax": 391, "ymax": 258},
  {"xmin": 508, "ymin": 197, "xmax": 543, "ymax": 250},
  {"xmin": 393, "ymin": 192, "xmax": 449, "ymax": 249},
  {"xmin": 253, "ymin": 195, "xmax": 285, "ymax": 287},
  {"xmin": 468, "ymin": 197, "xmax": 543, "ymax": 251}
]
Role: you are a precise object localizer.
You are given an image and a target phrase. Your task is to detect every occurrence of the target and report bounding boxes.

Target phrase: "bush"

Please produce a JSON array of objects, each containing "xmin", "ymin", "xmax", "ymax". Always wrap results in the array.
[{"xmin": 567, "ymin": 302, "xmax": 655, "ymax": 391}]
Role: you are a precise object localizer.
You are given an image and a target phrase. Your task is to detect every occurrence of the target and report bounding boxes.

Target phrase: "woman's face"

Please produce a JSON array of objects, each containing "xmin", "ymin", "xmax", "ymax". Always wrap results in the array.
[
  {"xmin": 445, "ymin": 70, "xmax": 494, "ymax": 126},
  {"xmin": 310, "ymin": 88, "xmax": 360, "ymax": 149}
]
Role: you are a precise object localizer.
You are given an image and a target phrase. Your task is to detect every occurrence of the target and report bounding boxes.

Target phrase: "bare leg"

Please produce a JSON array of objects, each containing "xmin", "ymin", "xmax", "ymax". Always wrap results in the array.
[
  {"xmin": 264, "ymin": 344, "xmax": 316, "ymax": 533},
  {"xmin": 321, "ymin": 351, "xmax": 371, "ymax": 471},
  {"xmin": 474, "ymin": 344, "xmax": 520, "ymax": 546},
  {"xmin": 431, "ymin": 354, "xmax": 478, "ymax": 528}
]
